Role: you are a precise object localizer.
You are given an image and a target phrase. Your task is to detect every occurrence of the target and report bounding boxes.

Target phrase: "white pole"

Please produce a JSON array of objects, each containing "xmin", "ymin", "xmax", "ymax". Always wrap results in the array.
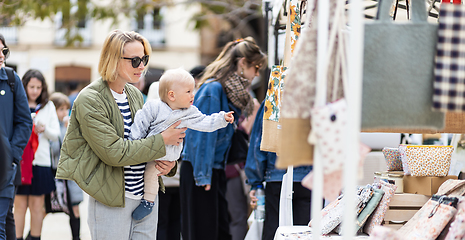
[
  {"xmin": 311, "ymin": 0, "xmax": 329, "ymax": 238},
  {"xmin": 342, "ymin": 0, "xmax": 364, "ymax": 238}
]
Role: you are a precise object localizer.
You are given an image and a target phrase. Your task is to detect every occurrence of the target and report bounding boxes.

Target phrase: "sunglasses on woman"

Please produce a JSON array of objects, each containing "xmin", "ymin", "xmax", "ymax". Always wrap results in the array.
[
  {"xmin": 1, "ymin": 48, "xmax": 9, "ymax": 57},
  {"xmin": 121, "ymin": 55, "xmax": 149, "ymax": 68}
]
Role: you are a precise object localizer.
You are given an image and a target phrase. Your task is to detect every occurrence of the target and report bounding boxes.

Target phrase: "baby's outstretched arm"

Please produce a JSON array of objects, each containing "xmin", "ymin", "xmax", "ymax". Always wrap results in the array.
[{"xmin": 224, "ymin": 111, "xmax": 234, "ymax": 124}]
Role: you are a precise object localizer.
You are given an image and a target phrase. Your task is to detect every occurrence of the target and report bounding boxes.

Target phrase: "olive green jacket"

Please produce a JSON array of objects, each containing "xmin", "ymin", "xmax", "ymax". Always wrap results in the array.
[{"xmin": 56, "ymin": 78, "xmax": 175, "ymax": 207}]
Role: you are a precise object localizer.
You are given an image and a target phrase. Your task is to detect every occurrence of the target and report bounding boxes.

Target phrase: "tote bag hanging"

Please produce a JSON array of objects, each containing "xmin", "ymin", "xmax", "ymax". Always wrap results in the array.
[
  {"xmin": 433, "ymin": 1, "xmax": 465, "ymax": 112},
  {"xmin": 261, "ymin": 0, "xmax": 301, "ymax": 153},
  {"xmin": 361, "ymin": 0, "xmax": 445, "ymax": 131}
]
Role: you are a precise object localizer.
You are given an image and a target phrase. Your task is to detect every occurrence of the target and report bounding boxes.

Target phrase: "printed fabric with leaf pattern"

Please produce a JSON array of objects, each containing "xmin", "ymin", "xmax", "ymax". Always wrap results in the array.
[{"xmin": 263, "ymin": 0, "xmax": 301, "ymax": 122}]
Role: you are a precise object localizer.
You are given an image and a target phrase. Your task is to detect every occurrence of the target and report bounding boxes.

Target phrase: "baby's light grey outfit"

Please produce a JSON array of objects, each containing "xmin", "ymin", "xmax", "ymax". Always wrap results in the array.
[{"xmin": 130, "ymin": 99, "xmax": 229, "ymax": 200}]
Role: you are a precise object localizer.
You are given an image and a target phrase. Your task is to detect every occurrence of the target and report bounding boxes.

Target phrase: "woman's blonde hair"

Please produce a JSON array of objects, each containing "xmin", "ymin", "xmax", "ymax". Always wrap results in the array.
[
  {"xmin": 98, "ymin": 30, "xmax": 152, "ymax": 82},
  {"xmin": 158, "ymin": 68, "xmax": 194, "ymax": 103},
  {"xmin": 198, "ymin": 36, "xmax": 267, "ymax": 87},
  {"xmin": 50, "ymin": 92, "xmax": 71, "ymax": 109}
]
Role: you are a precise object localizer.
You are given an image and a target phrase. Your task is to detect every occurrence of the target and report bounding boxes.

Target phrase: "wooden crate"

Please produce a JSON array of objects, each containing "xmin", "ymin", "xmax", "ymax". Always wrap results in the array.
[{"xmin": 382, "ymin": 193, "xmax": 430, "ymax": 230}]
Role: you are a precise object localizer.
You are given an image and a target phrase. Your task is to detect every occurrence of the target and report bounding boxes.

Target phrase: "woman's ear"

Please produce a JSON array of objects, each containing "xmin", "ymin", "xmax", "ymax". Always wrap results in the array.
[
  {"xmin": 167, "ymin": 90, "xmax": 176, "ymax": 102},
  {"xmin": 238, "ymin": 57, "xmax": 246, "ymax": 68}
]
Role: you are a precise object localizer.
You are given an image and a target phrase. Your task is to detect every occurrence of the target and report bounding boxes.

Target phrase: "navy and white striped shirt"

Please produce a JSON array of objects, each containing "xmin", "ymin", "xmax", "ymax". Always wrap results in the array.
[{"xmin": 111, "ymin": 89, "xmax": 145, "ymax": 199}]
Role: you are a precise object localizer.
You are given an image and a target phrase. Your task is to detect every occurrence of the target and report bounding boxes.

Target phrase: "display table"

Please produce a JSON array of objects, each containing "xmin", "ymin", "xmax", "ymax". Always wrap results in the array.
[{"xmin": 273, "ymin": 226, "xmax": 369, "ymax": 240}]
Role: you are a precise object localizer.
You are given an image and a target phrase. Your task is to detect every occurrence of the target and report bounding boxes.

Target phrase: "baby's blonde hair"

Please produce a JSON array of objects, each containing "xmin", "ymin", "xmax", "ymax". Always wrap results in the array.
[{"xmin": 158, "ymin": 68, "xmax": 195, "ymax": 103}]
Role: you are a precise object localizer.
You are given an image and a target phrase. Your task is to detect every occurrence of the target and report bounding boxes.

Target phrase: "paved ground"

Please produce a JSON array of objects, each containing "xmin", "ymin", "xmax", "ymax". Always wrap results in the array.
[{"xmin": 21, "ymin": 193, "xmax": 91, "ymax": 240}]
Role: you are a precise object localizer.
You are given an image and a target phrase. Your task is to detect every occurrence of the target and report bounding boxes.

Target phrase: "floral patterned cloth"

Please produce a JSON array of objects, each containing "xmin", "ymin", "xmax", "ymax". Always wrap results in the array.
[
  {"xmin": 398, "ymin": 144, "xmax": 411, "ymax": 175},
  {"xmin": 405, "ymin": 198, "xmax": 457, "ymax": 240},
  {"xmin": 264, "ymin": 66, "xmax": 287, "ymax": 122},
  {"xmin": 363, "ymin": 181, "xmax": 397, "ymax": 235},
  {"xmin": 309, "ymin": 185, "xmax": 374, "ymax": 235},
  {"xmin": 382, "ymin": 147, "xmax": 403, "ymax": 171},
  {"xmin": 445, "ymin": 208, "xmax": 465, "ymax": 240},
  {"xmin": 278, "ymin": 0, "xmax": 345, "ymax": 168},
  {"xmin": 405, "ymin": 145, "xmax": 454, "ymax": 177},
  {"xmin": 261, "ymin": 0, "xmax": 301, "ymax": 153},
  {"xmin": 309, "ymin": 99, "xmax": 347, "ymax": 174},
  {"xmin": 368, "ymin": 226, "xmax": 402, "ymax": 240}
]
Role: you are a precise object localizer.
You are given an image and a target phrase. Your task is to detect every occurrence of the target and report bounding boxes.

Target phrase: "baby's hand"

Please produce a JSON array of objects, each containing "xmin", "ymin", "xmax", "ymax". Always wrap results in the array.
[{"xmin": 224, "ymin": 111, "xmax": 234, "ymax": 124}]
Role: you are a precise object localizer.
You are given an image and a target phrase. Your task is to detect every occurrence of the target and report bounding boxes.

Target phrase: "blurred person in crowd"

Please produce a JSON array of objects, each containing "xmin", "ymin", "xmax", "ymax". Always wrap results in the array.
[
  {"xmin": 15, "ymin": 69, "xmax": 60, "ymax": 240},
  {"xmin": 180, "ymin": 37, "xmax": 267, "ymax": 240},
  {"xmin": 0, "ymin": 33, "xmax": 33, "ymax": 240},
  {"xmin": 67, "ymin": 82, "xmax": 79, "ymax": 115},
  {"xmin": 245, "ymin": 100, "xmax": 313, "ymax": 240},
  {"xmin": 55, "ymin": 29, "xmax": 185, "ymax": 240},
  {"xmin": 225, "ymin": 97, "xmax": 259, "ymax": 240},
  {"xmin": 189, "ymin": 65, "xmax": 205, "ymax": 92},
  {"xmin": 49, "ymin": 92, "xmax": 83, "ymax": 240}
]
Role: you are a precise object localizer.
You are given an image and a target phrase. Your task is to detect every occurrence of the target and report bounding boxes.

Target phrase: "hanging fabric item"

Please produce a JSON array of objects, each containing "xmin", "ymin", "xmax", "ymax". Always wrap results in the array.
[
  {"xmin": 307, "ymin": 0, "xmax": 349, "ymax": 175},
  {"xmin": 433, "ymin": 0, "xmax": 465, "ymax": 112},
  {"xmin": 302, "ymin": 142, "xmax": 371, "ymax": 202},
  {"xmin": 261, "ymin": 0, "xmax": 301, "ymax": 153},
  {"xmin": 278, "ymin": 0, "xmax": 345, "ymax": 168},
  {"xmin": 361, "ymin": 0, "xmax": 445, "ymax": 131}
]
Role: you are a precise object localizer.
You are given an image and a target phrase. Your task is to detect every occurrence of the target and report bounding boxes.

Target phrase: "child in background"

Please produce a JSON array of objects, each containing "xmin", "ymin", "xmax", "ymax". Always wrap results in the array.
[
  {"xmin": 129, "ymin": 68, "xmax": 234, "ymax": 221},
  {"xmin": 49, "ymin": 92, "xmax": 83, "ymax": 240}
]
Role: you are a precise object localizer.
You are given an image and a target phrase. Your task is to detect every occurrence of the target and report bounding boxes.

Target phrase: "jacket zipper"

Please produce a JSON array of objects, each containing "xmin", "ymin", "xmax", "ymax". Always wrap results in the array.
[{"xmin": 85, "ymin": 161, "xmax": 101, "ymax": 185}]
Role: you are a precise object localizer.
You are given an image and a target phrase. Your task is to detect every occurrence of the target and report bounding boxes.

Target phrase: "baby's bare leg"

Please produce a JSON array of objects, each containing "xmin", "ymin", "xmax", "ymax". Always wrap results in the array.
[
  {"xmin": 144, "ymin": 161, "xmax": 161, "ymax": 202},
  {"xmin": 132, "ymin": 161, "xmax": 161, "ymax": 221}
]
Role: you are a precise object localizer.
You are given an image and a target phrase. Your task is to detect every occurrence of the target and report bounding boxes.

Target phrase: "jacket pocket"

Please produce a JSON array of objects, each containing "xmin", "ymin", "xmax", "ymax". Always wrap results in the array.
[{"xmin": 85, "ymin": 161, "xmax": 101, "ymax": 185}]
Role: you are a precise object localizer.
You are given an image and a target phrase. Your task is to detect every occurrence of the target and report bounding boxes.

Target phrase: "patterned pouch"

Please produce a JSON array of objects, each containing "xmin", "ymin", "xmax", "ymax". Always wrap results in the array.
[
  {"xmin": 308, "ymin": 185, "xmax": 373, "ymax": 235},
  {"xmin": 355, "ymin": 188, "xmax": 384, "ymax": 232},
  {"xmin": 405, "ymin": 145, "xmax": 454, "ymax": 176},
  {"xmin": 363, "ymin": 181, "xmax": 397, "ymax": 235},
  {"xmin": 368, "ymin": 226, "xmax": 402, "ymax": 240},
  {"xmin": 405, "ymin": 195, "xmax": 458, "ymax": 240},
  {"xmin": 437, "ymin": 179, "xmax": 465, "ymax": 197},
  {"xmin": 382, "ymin": 147, "xmax": 403, "ymax": 171},
  {"xmin": 398, "ymin": 144, "xmax": 411, "ymax": 175},
  {"xmin": 445, "ymin": 208, "xmax": 465, "ymax": 240}
]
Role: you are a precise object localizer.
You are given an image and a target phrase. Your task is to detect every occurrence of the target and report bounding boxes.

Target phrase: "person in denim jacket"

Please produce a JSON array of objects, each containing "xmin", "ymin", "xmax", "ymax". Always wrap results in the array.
[
  {"xmin": 0, "ymin": 34, "xmax": 33, "ymax": 240},
  {"xmin": 180, "ymin": 37, "xmax": 267, "ymax": 240},
  {"xmin": 245, "ymin": 100, "xmax": 314, "ymax": 240}
]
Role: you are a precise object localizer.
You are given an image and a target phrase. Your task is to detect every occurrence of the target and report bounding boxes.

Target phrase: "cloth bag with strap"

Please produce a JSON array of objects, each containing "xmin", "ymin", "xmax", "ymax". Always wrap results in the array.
[
  {"xmin": 279, "ymin": 0, "xmax": 345, "ymax": 168},
  {"xmin": 261, "ymin": 0, "xmax": 301, "ymax": 153},
  {"xmin": 361, "ymin": 0, "xmax": 445, "ymax": 131},
  {"xmin": 433, "ymin": 0, "xmax": 465, "ymax": 113},
  {"xmin": 399, "ymin": 195, "xmax": 458, "ymax": 240}
]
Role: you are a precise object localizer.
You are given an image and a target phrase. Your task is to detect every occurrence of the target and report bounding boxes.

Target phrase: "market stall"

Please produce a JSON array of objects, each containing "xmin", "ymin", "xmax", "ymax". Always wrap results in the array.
[{"xmin": 255, "ymin": 0, "xmax": 465, "ymax": 239}]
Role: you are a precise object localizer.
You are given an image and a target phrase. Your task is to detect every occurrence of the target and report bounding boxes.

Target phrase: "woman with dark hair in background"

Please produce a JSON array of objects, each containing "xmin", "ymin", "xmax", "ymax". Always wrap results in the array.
[
  {"xmin": 180, "ymin": 37, "xmax": 267, "ymax": 240},
  {"xmin": 14, "ymin": 69, "xmax": 60, "ymax": 240}
]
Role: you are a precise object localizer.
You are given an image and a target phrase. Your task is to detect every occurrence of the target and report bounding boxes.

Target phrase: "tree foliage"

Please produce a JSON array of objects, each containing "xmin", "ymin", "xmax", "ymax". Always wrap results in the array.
[{"xmin": 0, "ymin": 0, "xmax": 263, "ymax": 46}]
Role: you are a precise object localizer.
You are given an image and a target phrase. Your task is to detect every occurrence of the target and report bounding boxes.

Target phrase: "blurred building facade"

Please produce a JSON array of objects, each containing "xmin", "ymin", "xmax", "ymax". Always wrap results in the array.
[{"xmin": 0, "ymin": 0, "xmax": 202, "ymax": 94}]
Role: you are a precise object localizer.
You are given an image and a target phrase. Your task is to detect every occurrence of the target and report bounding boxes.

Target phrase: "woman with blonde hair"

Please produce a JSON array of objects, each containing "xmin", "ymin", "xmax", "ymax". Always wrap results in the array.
[
  {"xmin": 180, "ymin": 36, "xmax": 267, "ymax": 240},
  {"xmin": 55, "ymin": 29, "xmax": 186, "ymax": 240}
]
